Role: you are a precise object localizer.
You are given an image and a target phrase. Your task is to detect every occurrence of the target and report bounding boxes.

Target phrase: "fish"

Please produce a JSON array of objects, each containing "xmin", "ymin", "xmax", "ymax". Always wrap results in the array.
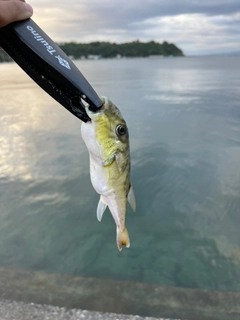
[{"xmin": 81, "ymin": 96, "xmax": 136, "ymax": 251}]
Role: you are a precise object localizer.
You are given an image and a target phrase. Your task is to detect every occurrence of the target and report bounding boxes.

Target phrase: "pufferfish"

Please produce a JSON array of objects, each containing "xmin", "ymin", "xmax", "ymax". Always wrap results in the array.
[{"xmin": 81, "ymin": 96, "xmax": 136, "ymax": 251}]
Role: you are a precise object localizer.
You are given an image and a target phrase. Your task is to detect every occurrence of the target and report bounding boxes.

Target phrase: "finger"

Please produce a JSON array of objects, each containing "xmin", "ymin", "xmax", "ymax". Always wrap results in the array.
[
  {"xmin": 0, "ymin": 0, "xmax": 26, "ymax": 2},
  {"xmin": 0, "ymin": 1, "xmax": 33, "ymax": 27}
]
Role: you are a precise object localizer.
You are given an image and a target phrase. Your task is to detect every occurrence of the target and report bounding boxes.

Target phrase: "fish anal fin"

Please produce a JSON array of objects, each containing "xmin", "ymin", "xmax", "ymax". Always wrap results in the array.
[
  {"xmin": 103, "ymin": 154, "xmax": 115, "ymax": 167},
  {"xmin": 128, "ymin": 184, "xmax": 136, "ymax": 212},
  {"xmin": 97, "ymin": 196, "xmax": 107, "ymax": 221},
  {"xmin": 116, "ymin": 227, "xmax": 130, "ymax": 251}
]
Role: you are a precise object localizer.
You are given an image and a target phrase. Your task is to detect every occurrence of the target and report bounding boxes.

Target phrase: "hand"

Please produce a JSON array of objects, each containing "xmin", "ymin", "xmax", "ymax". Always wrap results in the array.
[{"xmin": 0, "ymin": 0, "xmax": 33, "ymax": 28}]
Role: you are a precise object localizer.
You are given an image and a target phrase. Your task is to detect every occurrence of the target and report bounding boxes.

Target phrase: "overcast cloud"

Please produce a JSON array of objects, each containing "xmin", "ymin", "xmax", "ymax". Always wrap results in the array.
[{"xmin": 32, "ymin": 0, "xmax": 240, "ymax": 55}]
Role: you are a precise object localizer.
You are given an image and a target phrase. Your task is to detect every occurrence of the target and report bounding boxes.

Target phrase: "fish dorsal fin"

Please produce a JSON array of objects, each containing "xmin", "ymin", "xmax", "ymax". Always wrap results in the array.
[
  {"xmin": 128, "ymin": 184, "xmax": 136, "ymax": 212},
  {"xmin": 97, "ymin": 196, "xmax": 107, "ymax": 221}
]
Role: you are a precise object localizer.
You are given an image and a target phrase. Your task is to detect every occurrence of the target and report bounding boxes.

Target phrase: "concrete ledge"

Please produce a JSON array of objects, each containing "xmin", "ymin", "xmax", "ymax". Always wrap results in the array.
[
  {"xmin": 0, "ymin": 299, "xmax": 171, "ymax": 320},
  {"xmin": 0, "ymin": 267, "xmax": 239, "ymax": 320}
]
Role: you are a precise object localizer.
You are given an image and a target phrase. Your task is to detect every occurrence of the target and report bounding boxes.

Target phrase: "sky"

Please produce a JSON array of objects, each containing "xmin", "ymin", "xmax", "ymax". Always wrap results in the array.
[{"xmin": 32, "ymin": 0, "xmax": 240, "ymax": 56}]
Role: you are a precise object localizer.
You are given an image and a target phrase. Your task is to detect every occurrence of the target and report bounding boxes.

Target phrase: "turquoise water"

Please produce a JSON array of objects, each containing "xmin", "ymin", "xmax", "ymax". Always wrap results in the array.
[{"xmin": 0, "ymin": 56, "xmax": 240, "ymax": 291}]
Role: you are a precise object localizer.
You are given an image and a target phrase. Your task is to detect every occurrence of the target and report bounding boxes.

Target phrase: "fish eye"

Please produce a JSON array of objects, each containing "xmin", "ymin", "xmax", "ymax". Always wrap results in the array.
[{"xmin": 116, "ymin": 124, "xmax": 127, "ymax": 137}]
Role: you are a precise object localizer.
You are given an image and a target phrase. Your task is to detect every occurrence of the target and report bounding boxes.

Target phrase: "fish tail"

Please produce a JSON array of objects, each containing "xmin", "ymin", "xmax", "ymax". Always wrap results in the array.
[{"xmin": 116, "ymin": 227, "xmax": 130, "ymax": 251}]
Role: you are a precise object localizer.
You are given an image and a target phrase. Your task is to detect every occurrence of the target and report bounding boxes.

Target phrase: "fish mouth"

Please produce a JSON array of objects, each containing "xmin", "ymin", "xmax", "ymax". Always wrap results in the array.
[
  {"xmin": 86, "ymin": 96, "xmax": 105, "ymax": 120},
  {"xmin": 88, "ymin": 103, "xmax": 104, "ymax": 113},
  {"xmin": 100, "ymin": 96, "xmax": 106, "ymax": 104}
]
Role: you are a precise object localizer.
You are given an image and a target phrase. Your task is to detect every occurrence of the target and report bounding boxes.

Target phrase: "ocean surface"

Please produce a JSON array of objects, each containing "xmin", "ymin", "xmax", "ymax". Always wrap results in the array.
[{"xmin": 0, "ymin": 56, "xmax": 240, "ymax": 292}]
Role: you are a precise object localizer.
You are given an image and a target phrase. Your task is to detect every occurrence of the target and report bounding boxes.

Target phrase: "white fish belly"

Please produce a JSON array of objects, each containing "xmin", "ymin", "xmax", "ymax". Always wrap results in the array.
[
  {"xmin": 89, "ymin": 157, "xmax": 111, "ymax": 195},
  {"xmin": 81, "ymin": 121, "xmax": 110, "ymax": 196},
  {"xmin": 81, "ymin": 121, "xmax": 122, "ymax": 226}
]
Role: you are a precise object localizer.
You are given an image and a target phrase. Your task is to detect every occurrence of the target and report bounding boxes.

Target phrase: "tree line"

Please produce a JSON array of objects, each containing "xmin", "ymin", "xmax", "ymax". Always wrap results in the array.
[
  {"xmin": 0, "ymin": 40, "xmax": 184, "ymax": 62},
  {"xmin": 0, "ymin": 50, "xmax": 12, "ymax": 62},
  {"xmin": 59, "ymin": 40, "xmax": 184, "ymax": 58}
]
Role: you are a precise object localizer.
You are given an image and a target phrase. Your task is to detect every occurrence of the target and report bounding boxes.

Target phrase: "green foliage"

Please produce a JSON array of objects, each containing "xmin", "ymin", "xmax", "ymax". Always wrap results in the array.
[
  {"xmin": 59, "ymin": 40, "xmax": 184, "ymax": 59},
  {"xmin": 0, "ymin": 41, "xmax": 184, "ymax": 62},
  {"xmin": 0, "ymin": 49, "xmax": 12, "ymax": 62}
]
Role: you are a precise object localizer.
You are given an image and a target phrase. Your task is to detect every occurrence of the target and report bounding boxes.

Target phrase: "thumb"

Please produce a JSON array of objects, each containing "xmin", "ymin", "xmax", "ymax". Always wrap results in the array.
[{"xmin": 0, "ymin": 1, "xmax": 33, "ymax": 28}]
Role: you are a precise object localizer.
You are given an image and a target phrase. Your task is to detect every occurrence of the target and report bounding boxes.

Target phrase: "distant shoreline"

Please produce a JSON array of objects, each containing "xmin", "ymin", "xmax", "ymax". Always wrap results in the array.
[
  {"xmin": 59, "ymin": 40, "xmax": 184, "ymax": 60},
  {"xmin": 0, "ymin": 40, "xmax": 183, "ymax": 62},
  {"xmin": 1, "ymin": 41, "xmax": 239, "ymax": 63}
]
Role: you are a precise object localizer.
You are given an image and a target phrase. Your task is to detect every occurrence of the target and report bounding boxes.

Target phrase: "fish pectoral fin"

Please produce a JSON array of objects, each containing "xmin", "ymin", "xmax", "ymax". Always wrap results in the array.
[
  {"xmin": 97, "ymin": 196, "xmax": 107, "ymax": 221},
  {"xmin": 103, "ymin": 154, "xmax": 115, "ymax": 167},
  {"xmin": 128, "ymin": 184, "xmax": 136, "ymax": 212},
  {"xmin": 116, "ymin": 227, "xmax": 130, "ymax": 251}
]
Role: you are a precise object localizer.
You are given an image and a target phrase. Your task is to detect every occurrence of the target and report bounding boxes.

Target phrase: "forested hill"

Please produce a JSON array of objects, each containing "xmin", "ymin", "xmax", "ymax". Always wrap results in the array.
[
  {"xmin": 0, "ymin": 50, "xmax": 12, "ymax": 62},
  {"xmin": 0, "ymin": 40, "xmax": 184, "ymax": 62},
  {"xmin": 59, "ymin": 40, "xmax": 184, "ymax": 58}
]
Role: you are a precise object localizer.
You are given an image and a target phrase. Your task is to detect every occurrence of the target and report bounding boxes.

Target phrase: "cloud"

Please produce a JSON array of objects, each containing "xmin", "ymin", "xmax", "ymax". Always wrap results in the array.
[
  {"xmin": 31, "ymin": 0, "xmax": 240, "ymax": 55},
  {"xmin": 130, "ymin": 12, "xmax": 240, "ymax": 55}
]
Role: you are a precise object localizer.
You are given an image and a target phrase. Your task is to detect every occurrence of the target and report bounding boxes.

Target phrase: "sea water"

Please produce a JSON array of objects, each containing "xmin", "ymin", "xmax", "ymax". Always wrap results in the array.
[{"xmin": 0, "ymin": 56, "xmax": 240, "ymax": 292}]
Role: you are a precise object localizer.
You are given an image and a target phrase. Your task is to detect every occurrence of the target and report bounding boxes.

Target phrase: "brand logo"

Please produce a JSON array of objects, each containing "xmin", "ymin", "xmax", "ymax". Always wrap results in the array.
[
  {"xmin": 26, "ymin": 25, "xmax": 56, "ymax": 55},
  {"xmin": 55, "ymin": 55, "xmax": 71, "ymax": 69}
]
